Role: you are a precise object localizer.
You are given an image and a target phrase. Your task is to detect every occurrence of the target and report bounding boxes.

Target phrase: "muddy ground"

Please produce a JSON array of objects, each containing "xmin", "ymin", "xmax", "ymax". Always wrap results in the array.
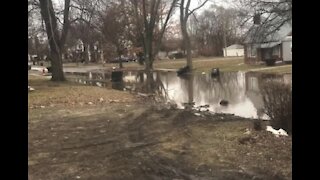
[{"xmin": 28, "ymin": 76, "xmax": 292, "ymax": 180}]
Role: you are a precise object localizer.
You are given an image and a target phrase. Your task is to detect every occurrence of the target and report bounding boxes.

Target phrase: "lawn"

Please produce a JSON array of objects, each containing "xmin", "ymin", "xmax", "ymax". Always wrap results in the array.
[{"xmin": 63, "ymin": 56, "xmax": 292, "ymax": 74}]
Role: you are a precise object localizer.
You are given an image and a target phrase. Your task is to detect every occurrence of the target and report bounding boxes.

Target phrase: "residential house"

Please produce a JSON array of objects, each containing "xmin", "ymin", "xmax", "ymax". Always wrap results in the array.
[{"xmin": 244, "ymin": 20, "xmax": 292, "ymax": 65}]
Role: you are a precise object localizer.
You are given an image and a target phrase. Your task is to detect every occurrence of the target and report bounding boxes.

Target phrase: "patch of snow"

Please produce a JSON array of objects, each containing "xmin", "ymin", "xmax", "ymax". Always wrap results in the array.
[
  {"xmin": 266, "ymin": 126, "xmax": 288, "ymax": 137},
  {"xmin": 28, "ymin": 86, "xmax": 35, "ymax": 91},
  {"xmin": 96, "ymin": 82, "xmax": 102, "ymax": 87},
  {"xmin": 244, "ymin": 128, "xmax": 251, "ymax": 135}
]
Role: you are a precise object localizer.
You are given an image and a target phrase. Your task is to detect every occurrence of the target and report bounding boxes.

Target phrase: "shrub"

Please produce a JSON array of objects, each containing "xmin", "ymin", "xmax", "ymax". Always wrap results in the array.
[{"xmin": 261, "ymin": 80, "xmax": 292, "ymax": 134}]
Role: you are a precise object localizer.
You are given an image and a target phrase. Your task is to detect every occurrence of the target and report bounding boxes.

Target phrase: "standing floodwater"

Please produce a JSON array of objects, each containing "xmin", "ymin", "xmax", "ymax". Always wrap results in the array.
[{"xmin": 65, "ymin": 70, "xmax": 292, "ymax": 119}]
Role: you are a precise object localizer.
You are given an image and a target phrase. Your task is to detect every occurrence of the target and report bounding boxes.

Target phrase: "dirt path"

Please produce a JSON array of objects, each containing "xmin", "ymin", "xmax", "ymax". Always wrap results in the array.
[{"xmin": 29, "ymin": 103, "xmax": 291, "ymax": 180}]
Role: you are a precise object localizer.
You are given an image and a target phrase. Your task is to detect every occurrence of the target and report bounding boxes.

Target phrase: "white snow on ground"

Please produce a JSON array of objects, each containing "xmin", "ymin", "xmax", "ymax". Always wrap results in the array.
[
  {"xmin": 28, "ymin": 86, "xmax": 35, "ymax": 91},
  {"xmin": 266, "ymin": 126, "xmax": 288, "ymax": 137}
]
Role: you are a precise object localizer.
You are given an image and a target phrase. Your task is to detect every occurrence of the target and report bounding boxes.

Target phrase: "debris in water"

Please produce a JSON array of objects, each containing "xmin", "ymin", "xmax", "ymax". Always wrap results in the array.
[
  {"xmin": 76, "ymin": 176, "xmax": 81, "ymax": 179},
  {"xmin": 194, "ymin": 113, "xmax": 201, "ymax": 116},
  {"xmin": 99, "ymin": 98, "xmax": 104, "ymax": 102},
  {"xmin": 40, "ymin": 106, "xmax": 45, "ymax": 109},
  {"xmin": 219, "ymin": 100, "xmax": 229, "ymax": 106},
  {"xmin": 88, "ymin": 102, "xmax": 93, "ymax": 105},
  {"xmin": 266, "ymin": 126, "xmax": 288, "ymax": 137},
  {"xmin": 201, "ymin": 72, "xmax": 206, "ymax": 75}
]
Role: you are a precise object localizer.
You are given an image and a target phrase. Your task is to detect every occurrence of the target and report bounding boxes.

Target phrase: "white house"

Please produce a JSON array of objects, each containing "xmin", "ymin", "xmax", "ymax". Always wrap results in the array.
[
  {"xmin": 223, "ymin": 44, "xmax": 244, "ymax": 57},
  {"xmin": 282, "ymin": 36, "xmax": 292, "ymax": 62},
  {"xmin": 243, "ymin": 19, "xmax": 292, "ymax": 65}
]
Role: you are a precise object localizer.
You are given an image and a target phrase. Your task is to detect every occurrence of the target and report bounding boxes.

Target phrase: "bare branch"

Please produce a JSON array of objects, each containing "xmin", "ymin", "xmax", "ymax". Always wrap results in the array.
[
  {"xmin": 187, "ymin": 0, "xmax": 209, "ymax": 16},
  {"xmin": 59, "ymin": 0, "xmax": 71, "ymax": 48}
]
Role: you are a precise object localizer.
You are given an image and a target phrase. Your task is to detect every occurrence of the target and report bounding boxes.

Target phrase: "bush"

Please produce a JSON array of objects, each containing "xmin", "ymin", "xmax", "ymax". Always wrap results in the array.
[
  {"xmin": 265, "ymin": 58, "xmax": 276, "ymax": 66},
  {"xmin": 261, "ymin": 80, "xmax": 292, "ymax": 134},
  {"xmin": 253, "ymin": 119, "xmax": 263, "ymax": 131},
  {"xmin": 168, "ymin": 52, "xmax": 184, "ymax": 59}
]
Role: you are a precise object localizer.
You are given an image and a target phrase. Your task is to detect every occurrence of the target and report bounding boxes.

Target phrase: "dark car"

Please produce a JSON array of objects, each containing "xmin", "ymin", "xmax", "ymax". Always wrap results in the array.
[
  {"xmin": 110, "ymin": 56, "xmax": 135, "ymax": 63},
  {"xmin": 168, "ymin": 52, "xmax": 184, "ymax": 59}
]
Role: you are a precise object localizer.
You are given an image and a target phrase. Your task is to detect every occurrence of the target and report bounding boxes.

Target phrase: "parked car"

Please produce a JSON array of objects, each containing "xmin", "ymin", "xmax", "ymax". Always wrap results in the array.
[
  {"xmin": 168, "ymin": 52, "xmax": 184, "ymax": 59},
  {"xmin": 109, "ymin": 56, "xmax": 136, "ymax": 63}
]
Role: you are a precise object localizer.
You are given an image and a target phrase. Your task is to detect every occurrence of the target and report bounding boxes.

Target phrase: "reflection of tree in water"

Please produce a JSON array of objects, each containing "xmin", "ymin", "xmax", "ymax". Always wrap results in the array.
[
  {"xmin": 176, "ymin": 74, "xmax": 194, "ymax": 109},
  {"xmin": 134, "ymin": 71, "xmax": 168, "ymax": 102},
  {"xmin": 191, "ymin": 72, "xmax": 246, "ymax": 105}
]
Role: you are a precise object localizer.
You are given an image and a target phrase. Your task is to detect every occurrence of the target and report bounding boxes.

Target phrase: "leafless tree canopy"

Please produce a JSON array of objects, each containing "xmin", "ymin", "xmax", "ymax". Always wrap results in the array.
[
  {"xmin": 238, "ymin": 0, "xmax": 292, "ymax": 42},
  {"xmin": 29, "ymin": 0, "xmax": 292, "ymax": 80}
]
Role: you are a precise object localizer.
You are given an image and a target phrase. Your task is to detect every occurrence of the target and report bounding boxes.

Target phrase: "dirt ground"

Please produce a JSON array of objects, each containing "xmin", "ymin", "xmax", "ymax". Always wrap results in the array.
[{"xmin": 28, "ymin": 76, "xmax": 292, "ymax": 180}]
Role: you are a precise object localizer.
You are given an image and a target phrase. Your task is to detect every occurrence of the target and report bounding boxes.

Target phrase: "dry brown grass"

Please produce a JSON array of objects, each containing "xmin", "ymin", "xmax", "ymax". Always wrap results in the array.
[
  {"xmin": 28, "ymin": 75, "xmax": 137, "ymax": 108},
  {"xmin": 64, "ymin": 57, "xmax": 292, "ymax": 74}
]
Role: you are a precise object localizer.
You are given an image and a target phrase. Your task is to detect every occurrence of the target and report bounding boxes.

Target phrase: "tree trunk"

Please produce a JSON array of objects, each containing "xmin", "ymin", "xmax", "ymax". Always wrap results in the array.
[
  {"xmin": 181, "ymin": 20, "xmax": 192, "ymax": 70},
  {"xmin": 39, "ymin": 0, "xmax": 65, "ymax": 81},
  {"xmin": 117, "ymin": 47, "xmax": 123, "ymax": 68},
  {"xmin": 83, "ymin": 42, "xmax": 89, "ymax": 64},
  {"xmin": 119, "ymin": 56, "xmax": 123, "ymax": 69},
  {"xmin": 144, "ymin": 30, "xmax": 154, "ymax": 71},
  {"xmin": 50, "ymin": 49, "xmax": 65, "ymax": 81},
  {"xmin": 187, "ymin": 73, "xmax": 194, "ymax": 109}
]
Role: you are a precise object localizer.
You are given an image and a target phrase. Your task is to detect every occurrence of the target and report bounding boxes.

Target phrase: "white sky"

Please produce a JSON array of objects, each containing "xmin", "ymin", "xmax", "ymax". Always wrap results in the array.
[{"xmin": 53, "ymin": 0, "xmax": 232, "ymax": 12}]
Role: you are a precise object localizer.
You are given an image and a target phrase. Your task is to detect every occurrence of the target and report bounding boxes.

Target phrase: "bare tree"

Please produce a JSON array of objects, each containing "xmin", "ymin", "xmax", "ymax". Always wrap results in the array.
[
  {"xmin": 38, "ymin": 0, "xmax": 71, "ymax": 81},
  {"xmin": 131, "ymin": 0, "xmax": 178, "ymax": 71},
  {"xmin": 69, "ymin": 0, "xmax": 103, "ymax": 64},
  {"xmin": 101, "ymin": 1, "xmax": 131, "ymax": 68},
  {"xmin": 237, "ymin": 0, "xmax": 292, "ymax": 42},
  {"xmin": 179, "ymin": 0, "xmax": 208, "ymax": 71},
  {"xmin": 190, "ymin": 5, "xmax": 244, "ymax": 56}
]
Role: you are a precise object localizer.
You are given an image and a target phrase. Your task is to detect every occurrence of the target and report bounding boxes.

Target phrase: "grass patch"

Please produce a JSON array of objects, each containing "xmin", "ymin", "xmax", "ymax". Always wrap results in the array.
[
  {"xmin": 258, "ymin": 65, "xmax": 292, "ymax": 74},
  {"xmin": 63, "ymin": 57, "xmax": 291, "ymax": 74},
  {"xmin": 28, "ymin": 75, "xmax": 137, "ymax": 108}
]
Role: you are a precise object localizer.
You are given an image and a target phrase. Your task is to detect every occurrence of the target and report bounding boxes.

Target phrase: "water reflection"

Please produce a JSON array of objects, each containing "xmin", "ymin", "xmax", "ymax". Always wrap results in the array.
[{"xmin": 65, "ymin": 70, "xmax": 292, "ymax": 119}]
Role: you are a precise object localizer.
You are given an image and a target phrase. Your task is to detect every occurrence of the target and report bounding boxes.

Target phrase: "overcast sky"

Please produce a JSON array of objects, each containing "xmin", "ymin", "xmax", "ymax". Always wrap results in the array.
[{"xmin": 53, "ymin": 0, "xmax": 233, "ymax": 11}]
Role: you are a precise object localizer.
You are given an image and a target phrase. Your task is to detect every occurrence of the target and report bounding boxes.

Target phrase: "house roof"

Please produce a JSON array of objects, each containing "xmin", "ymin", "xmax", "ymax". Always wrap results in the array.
[
  {"xmin": 259, "ymin": 41, "xmax": 281, "ymax": 48},
  {"xmin": 224, "ymin": 44, "xmax": 244, "ymax": 50},
  {"xmin": 244, "ymin": 18, "xmax": 292, "ymax": 44}
]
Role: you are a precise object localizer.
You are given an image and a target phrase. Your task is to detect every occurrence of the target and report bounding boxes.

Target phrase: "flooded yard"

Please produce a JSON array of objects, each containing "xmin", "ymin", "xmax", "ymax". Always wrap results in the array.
[{"xmin": 65, "ymin": 70, "xmax": 292, "ymax": 120}]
